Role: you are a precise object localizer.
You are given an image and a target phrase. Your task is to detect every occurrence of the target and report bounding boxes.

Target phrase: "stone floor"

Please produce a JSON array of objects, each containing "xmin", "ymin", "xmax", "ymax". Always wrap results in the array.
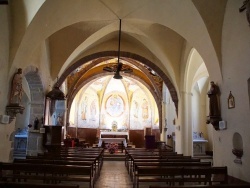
[
  {"xmin": 95, "ymin": 161, "xmax": 133, "ymax": 188},
  {"xmin": 70, "ymin": 160, "xmax": 169, "ymax": 188}
]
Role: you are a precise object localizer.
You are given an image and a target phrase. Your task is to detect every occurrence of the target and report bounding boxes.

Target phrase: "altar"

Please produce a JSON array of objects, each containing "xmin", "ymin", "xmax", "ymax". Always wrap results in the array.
[
  {"xmin": 100, "ymin": 131, "xmax": 129, "ymax": 140},
  {"xmin": 193, "ymin": 132, "xmax": 208, "ymax": 156},
  {"xmin": 98, "ymin": 138, "xmax": 127, "ymax": 152}
]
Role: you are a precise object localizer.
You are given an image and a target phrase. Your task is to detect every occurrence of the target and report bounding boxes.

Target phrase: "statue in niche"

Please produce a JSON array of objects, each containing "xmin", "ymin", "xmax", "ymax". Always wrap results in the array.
[
  {"xmin": 57, "ymin": 113, "xmax": 63, "ymax": 126},
  {"xmin": 9, "ymin": 68, "xmax": 23, "ymax": 105}
]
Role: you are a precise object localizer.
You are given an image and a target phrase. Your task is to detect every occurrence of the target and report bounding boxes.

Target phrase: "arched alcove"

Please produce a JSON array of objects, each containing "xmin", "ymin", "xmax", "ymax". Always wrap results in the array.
[
  {"xmin": 13, "ymin": 66, "xmax": 45, "ymax": 158},
  {"xmin": 183, "ymin": 48, "xmax": 210, "ymax": 156},
  {"xmin": 232, "ymin": 132, "xmax": 243, "ymax": 164}
]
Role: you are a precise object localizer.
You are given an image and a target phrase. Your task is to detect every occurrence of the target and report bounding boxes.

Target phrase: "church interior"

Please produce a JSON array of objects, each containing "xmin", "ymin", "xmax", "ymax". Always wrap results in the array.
[{"xmin": 0, "ymin": 0, "xmax": 250, "ymax": 187}]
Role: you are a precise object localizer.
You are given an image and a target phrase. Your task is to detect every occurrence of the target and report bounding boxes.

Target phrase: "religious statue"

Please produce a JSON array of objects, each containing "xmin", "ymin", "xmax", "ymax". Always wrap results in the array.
[
  {"xmin": 112, "ymin": 121, "xmax": 118, "ymax": 132},
  {"xmin": 9, "ymin": 68, "xmax": 23, "ymax": 104},
  {"xmin": 207, "ymin": 81, "xmax": 220, "ymax": 117},
  {"xmin": 239, "ymin": 0, "xmax": 250, "ymax": 25},
  {"xmin": 206, "ymin": 81, "xmax": 221, "ymax": 130},
  {"xmin": 34, "ymin": 117, "xmax": 39, "ymax": 130},
  {"xmin": 57, "ymin": 113, "xmax": 63, "ymax": 126}
]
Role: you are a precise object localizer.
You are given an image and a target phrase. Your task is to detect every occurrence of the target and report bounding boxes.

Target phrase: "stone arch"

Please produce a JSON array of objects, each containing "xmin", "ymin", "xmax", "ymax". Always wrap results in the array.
[
  {"xmin": 58, "ymin": 51, "xmax": 178, "ymax": 114},
  {"xmin": 181, "ymin": 48, "xmax": 210, "ymax": 156},
  {"xmin": 23, "ymin": 65, "xmax": 45, "ymax": 125}
]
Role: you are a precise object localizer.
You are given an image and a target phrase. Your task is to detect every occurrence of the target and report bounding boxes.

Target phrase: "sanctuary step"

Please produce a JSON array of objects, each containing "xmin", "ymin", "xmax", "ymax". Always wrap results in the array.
[
  {"xmin": 103, "ymin": 152, "xmax": 126, "ymax": 161},
  {"xmin": 13, "ymin": 149, "xmax": 26, "ymax": 159}
]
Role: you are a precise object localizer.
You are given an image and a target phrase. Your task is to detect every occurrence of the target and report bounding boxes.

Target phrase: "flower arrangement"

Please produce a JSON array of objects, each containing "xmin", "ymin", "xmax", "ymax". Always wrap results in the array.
[{"xmin": 106, "ymin": 142, "xmax": 118, "ymax": 154}]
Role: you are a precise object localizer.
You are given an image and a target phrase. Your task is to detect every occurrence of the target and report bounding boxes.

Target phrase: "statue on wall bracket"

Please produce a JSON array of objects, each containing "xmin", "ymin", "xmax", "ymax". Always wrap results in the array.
[
  {"xmin": 206, "ymin": 81, "xmax": 221, "ymax": 130},
  {"xmin": 239, "ymin": 0, "xmax": 250, "ymax": 26},
  {"xmin": 6, "ymin": 68, "xmax": 25, "ymax": 123}
]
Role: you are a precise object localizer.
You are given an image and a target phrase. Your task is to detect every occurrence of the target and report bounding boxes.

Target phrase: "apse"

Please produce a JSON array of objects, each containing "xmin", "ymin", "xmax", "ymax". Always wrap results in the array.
[{"xmin": 69, "ymin": 76, "xmax": 159, "ymax": 131}]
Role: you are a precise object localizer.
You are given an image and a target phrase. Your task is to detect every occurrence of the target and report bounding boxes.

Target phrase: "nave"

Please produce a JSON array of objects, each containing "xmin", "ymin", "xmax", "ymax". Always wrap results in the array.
[{"xmin": 2, "ymin": 147, "xmax": 250, "ymax": 188}]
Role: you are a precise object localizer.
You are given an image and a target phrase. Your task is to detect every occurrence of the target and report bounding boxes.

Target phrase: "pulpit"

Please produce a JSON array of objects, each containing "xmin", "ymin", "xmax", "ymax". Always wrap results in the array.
[
  {"xmin": 145, "ymin": 135, "xmax": 156, "ymax": 149},
  {"xmin": 43, "ymin": 125, "xmax": 62, "ymax": 151}
]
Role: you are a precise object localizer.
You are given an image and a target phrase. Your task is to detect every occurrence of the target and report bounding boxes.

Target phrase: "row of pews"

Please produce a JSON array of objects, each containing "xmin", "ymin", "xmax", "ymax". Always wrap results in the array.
[
  {"xmin": 125, "ymin": 148, "xmax": 231, "ymax": 188},
  {"xmin": 0, "ymin": 147, "xmax": 104, "ymax": 188}
]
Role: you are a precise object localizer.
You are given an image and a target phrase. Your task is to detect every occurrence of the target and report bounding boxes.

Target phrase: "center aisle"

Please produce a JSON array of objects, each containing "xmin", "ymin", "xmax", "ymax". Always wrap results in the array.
[{"xmin": 95, "ymin": 161, "xmax": 133, "ymax": 188}]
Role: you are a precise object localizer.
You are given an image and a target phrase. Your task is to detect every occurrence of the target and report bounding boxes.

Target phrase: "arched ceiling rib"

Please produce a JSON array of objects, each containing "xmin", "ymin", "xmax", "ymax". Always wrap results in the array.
[{"xmin": 10, "ymin": 0, "xmax": 223, "ymax": 84}]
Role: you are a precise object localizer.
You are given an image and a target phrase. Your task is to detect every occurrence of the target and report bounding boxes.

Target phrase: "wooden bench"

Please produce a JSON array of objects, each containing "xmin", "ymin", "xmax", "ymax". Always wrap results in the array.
[
  {"xmin": 14, "ymin": 158, "xmax": 98, "ymax": 181},
  {"xmin": 134, "ymin": 166, "xmax": 228, "ymax": 188},
  {"xmin": 131, "ymin": 162, "xmax": 211, "ymax": 181},
  {"xmin": 0, "ymin": 162, "xmax": 94, "ymax": 188},
  {"xmin": 149, "ymin": 184, "xmax": 250, "ymax": 188},
  {"xmin": 41, "ymin": 149, "xmax": 104, "ymax": 160},
  {"xmin": 125, "ymin": 150, "xmax": 193, "ymax": 168},
  {"xmin": 128, "ymin": 156, "xmax": 200, "ymax": 174},
  {"xmin": 27, "ymin": 154, "xmax": 103, "ymax": 174},
  {"xmin": 0, "ymin": 182, "xmax": 79, "ymax": 188}
]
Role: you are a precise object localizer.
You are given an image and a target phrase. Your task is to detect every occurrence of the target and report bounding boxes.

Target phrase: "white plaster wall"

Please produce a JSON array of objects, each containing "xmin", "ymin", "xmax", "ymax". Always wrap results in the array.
[
  {"xmin": 214, "ymin": 0, "xmax": 250, "ymax": 182},
  {"xmin": 0, "ymin": 5, "xmax": 16, "ymax": 163},
  {"xmin": 0, "ymin": 5, "xmax": 10, "ymax": 114},
  {"xmin": 16, "ymin": 93, "xmax": 30, "ymax": 129},
  {"xmin": 0, "ymin": 120, "xmax": 15, "ymax": 162},
  {"xmin": 192, "ymin": 85, "xmax": 200, "ymax": 132},
  {"xmin": 163, "ymin": 85, "xmax": 177, "ymax": 149}
]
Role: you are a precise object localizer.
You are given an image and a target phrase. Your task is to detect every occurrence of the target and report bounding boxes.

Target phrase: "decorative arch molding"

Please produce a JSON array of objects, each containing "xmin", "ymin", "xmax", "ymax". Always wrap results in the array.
[{"xmin": 58, "ymin": 51, "xmax": 178, "ymax": 114}]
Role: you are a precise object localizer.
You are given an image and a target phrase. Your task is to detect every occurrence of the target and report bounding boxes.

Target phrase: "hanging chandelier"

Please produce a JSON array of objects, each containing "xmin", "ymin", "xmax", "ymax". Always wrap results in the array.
[{"xmin": 103, "ymin": 19, "xmax": 132, "ymax": 79}]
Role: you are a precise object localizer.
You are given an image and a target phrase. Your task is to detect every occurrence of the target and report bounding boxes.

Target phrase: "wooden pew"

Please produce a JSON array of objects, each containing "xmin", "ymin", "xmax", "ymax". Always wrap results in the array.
[
  {"xmin": 14, "ymin": 158, "xmax": 98, "ymax": 181},
  {"xmin": 0, "ymin": 182, "xmax": 79, "ymax": 188},
  {"xmin": 0, "ymin": 162, "xmax": 94, "ymax": 188},
  {"xmin": 131, "ymin": 162, "xmax": 211, "ymax": 181},
  {"xmin": 40, "ymin": 148, "xmax": 104, "ymax": 161},
  {"xmin": 134, "ymin": 166, "xmax": 228, "ymax": 188},
  {"xmin": 149, "ymin": 184, "xmax": 250, "ymax": 188},
  {"xmin": 125, "ymin": 150, "xmax": 194, "ymax": 170},
  {"xmin": 27, "ymin": 154, "xmax": 103, "ymax": 173},
  {"xmin": 128, "ymin": 156, "xmax": 200, "ymax": 175},
  {"xmin": 125, "ymin": 149, "xmax": 178, "ymax": 162}
]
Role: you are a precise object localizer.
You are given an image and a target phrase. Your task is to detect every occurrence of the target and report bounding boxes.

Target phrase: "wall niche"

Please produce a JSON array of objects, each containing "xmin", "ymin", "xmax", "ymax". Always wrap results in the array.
[{"xmin": 232, "ymin": 132, "xmax": 243, "ymax": 164}]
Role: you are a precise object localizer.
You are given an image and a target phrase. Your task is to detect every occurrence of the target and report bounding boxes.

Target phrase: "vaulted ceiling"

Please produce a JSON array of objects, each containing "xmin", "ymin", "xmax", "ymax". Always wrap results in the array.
[{"xmin": 9, "ymin": 0, "xmax": 227, "ymax": 115}]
